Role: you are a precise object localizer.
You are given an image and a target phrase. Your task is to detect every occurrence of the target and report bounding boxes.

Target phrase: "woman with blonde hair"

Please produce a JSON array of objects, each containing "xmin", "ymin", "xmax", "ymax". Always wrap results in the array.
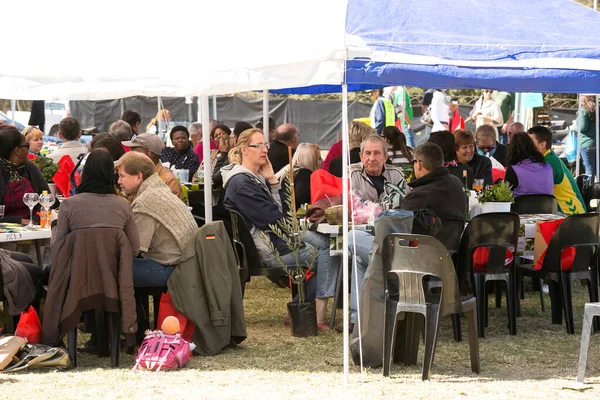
[
  {"xmin": 23, "ymin": 126, "xmax": 44, "ymax": 158},
  {"xmin": 146, "ymin": 109, "xmax": 171, "ymax": 135},
  {"xmin": 221, "ymin": 129, "xmax": 338, "ymax": 330},
  {"xmin": 275, "ymin": 143, "xmax": 322, "ymax": 209}
]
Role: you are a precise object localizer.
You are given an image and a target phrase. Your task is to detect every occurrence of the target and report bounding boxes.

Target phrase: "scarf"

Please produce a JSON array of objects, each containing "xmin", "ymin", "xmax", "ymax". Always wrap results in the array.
[
  {"xmin": 444, "ymin": 160, "xmax": 458, "ymax": 167},
  {"xmin": 0, "ymin": 158, "xmax": 24, "ymax": 183},
  {"xmin": 132, "ymin": 173, "xmax": 197, "ymax": 252}
]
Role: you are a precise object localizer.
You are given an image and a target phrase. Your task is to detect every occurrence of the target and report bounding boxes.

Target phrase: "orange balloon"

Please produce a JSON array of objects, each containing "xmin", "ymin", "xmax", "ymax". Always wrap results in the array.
[{"xmin": 161, "ymin": 316, "xmax": 181, "ymax": 335}]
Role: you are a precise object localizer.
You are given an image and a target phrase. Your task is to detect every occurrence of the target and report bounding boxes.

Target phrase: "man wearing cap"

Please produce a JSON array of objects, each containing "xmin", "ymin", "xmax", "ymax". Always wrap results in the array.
[{"xmin": 122, "ymin": 133, "xmax": 183, "ymax": 200}]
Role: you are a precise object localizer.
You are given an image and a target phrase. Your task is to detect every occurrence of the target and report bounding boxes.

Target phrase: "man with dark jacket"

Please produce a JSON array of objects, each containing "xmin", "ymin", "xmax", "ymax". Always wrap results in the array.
[
  {"xmin": 402, "ymin": 142, "xmax": 466, "ymax": 222},
  {"xmin": 267, "ymin": 123, "xmax": 299, "ymax": 173}
]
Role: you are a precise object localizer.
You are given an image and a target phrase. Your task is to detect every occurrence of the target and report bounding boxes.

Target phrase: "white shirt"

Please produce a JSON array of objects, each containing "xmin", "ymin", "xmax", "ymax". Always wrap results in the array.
[
  {"xmin": 430, "ymin": 91, "xmax": 451, "ymax": 132},
  {"xmin": 47, "ymin": 141, "xmax": 88, "ymax": 164},
  {"xmin": 471, "ymin": 99, "xmax": 503, "ymax": 129}
]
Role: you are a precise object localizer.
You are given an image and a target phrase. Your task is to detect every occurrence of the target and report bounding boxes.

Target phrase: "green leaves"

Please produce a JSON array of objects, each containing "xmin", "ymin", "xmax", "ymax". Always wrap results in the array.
[
  {"xmin": 261, "ymin": 169, "xmax": 319, "ymax": 300},
  {"xmin": 31, "ymin": 156, "xmax": 59, "ymax": 183},
  {"xmin": 476, "ymin": 181, "xmax": 514, "ymax": 203}
]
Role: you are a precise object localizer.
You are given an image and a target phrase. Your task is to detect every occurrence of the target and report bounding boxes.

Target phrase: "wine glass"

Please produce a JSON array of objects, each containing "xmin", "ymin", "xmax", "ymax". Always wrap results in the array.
[{"xmin": 23, "ymin": 193, "xmax": 40, "ymax": 229}]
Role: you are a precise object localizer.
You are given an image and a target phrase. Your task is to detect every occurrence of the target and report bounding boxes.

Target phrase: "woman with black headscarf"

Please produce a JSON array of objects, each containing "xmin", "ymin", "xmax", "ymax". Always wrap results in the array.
[{"xmin": 50, "ymin": 149, "xmax": 140, "ymax": 251}]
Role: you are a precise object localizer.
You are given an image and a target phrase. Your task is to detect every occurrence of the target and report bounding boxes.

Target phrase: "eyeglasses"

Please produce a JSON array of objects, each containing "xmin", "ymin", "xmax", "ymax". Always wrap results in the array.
[
  {"xmin": 478, "ymin": 146, "xmax": 494, "ymax": 152},
  {"xmin": 18, "ymin": 142, "xmax": 30, "ymax": 149},
  {"xmin": 247, "ymin": 143, "xmax": 270, "ymax": 150},
  {"xmin": 412, "ymin": 159, "xmax": 422, "ymax": 165},
  {"xmin": 482, "ymin": 90, "xmax": 492, "ymax": 93}
]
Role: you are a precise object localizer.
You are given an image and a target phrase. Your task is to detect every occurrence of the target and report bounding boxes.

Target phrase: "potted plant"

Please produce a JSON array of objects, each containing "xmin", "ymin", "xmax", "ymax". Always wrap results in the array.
[
  {"xmin": 32, "ymin": 156, "xmax": 59, "ymax": 195},
  {"xmin": 476, "ymin": 181, "xmax": 514, "ymax": 214},
  {"xmin": 262, "ymin": 172, "xmax": 319, "ymax": 337}
]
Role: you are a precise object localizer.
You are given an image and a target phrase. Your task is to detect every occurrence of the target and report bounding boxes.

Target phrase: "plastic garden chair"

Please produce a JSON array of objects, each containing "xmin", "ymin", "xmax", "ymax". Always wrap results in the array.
[
  {"xmin": 457, "ymin": 212, "xmax": 520, "ymax": 337},
  {"xmin": 518, "ymin": 213, "xmax": 600, "ymax": 334},
  {"xmin": 577, "ymin": 302, "xmax": 600, "ymax": 383},
  {"xmin": 583, "ymin": 183, "xmax": 600, "ymax": 213},
  {"xmin": 511, "ymin": 194, "xmax": 557, "ymax": 214},
  {"xmin": 382, "ymin": 234, "xmax": 480, "ymax": 380}
]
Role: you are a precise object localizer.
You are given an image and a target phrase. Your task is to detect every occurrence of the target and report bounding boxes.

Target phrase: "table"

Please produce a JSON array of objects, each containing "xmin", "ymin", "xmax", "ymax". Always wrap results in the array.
[
  {"xmin": 316, "ymin": 213, "xmax": 564, "ymax": 258},
  {"xmin": 316, "ymin": 223, "xmax": 372, "ymax": 256},
  {"xmin": 0, "ymin": 223, "xmax": 51, "ymax": 268},
  {"xmin": 517, "ymin": 214, "xmax": 565, "ymax": 259},
  {"xmin": 181, "ymin": 183, "xmax": 223, "ymax": 207}
]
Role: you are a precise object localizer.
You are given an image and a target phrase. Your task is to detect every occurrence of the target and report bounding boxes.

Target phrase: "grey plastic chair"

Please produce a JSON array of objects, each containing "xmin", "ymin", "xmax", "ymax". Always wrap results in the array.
[
  {"xmin": 577, "ymin": 302, "xmax": 600, "ymax": 383},
  {"xmin": 382, "ymin": 233, "xmax": 480, "ymax": 380}
]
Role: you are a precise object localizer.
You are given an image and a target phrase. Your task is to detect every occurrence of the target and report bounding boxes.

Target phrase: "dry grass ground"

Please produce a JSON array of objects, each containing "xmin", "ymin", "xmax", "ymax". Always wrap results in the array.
[{"xmin": 2, "ymin": 277, "xmax": 600, "ymax": 399}]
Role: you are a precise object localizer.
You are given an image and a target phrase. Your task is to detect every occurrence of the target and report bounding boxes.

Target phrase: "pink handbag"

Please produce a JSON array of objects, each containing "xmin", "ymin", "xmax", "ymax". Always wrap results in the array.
[{"xmin": 133, "ymin": 331, "xmax": 192, "ymax": 372}]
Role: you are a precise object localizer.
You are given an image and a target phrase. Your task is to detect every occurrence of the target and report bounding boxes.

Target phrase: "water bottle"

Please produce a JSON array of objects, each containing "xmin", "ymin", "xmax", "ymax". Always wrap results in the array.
[{"xmin": 39, "ymin": 191, "xmax": 56, "ymax": 228}]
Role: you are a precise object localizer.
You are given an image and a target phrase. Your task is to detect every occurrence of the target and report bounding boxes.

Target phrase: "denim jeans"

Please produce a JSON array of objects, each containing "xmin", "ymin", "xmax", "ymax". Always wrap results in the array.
[
  {"xmin": 132, "ymin": 258, "xmax": 175, "ymax": 288},
  {"xmin": 581, "ymin": 147, "xmax": 597, "ymax": 180},
  {"xmin": 263, "ymin": 231, "xmax": 338, "ymax": 299},
  {"xmin": 403, "ymin": 128, "xmax": 416, "ymax": 149},
  {"xmin": 349, "ymin": 230, "xmax": 375, "ymax": 323}
]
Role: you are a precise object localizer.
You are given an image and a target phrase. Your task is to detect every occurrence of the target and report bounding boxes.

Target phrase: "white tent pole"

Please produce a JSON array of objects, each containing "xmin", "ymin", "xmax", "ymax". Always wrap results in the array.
[
  {"xmin": 263, "ymin": 91, "xmax": 270, "ymax": 142},
  {"xmin": 592, "ymin": 94, "xmax": 600, "ymax": 181},
  {"xmin": 197, "ymin": 97, "xmax": 202, "ymax": 122},
  {"xmin": 576, "ymin": 95, "xmax": 581, "ymax": 176},
  {"xmin": 201, "ymin": 95, "xmax": 213, "ymax": 223},
  {"xmin": 212, "ymin": 95, "xmax": 217, "ymax": 120},
  {"xmin": 341, "ymin": 83, "xmax": 350, "ymax": 386},
  {"xmin": 10, "ymin": 99, "xmax": 16, "ymax": 123},
  {"xmin": 514, "ymin": 93, "xmax": 521, "ymax": 124}
]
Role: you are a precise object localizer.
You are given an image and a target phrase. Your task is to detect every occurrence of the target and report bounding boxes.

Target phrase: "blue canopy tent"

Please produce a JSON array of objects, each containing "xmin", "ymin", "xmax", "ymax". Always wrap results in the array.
[
  {"xmin": 274, "ymin": 0, "xmax": 600, "ymax": 94},
  {"xmin": 269, "ymin": 0, "xmax": 600, "ymax": 383}
]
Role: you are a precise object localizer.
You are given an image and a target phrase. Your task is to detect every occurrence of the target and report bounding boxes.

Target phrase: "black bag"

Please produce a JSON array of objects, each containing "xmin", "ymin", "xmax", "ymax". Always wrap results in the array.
[{"xmin": 411, "ymin": 208, "xmax": 442, "ymax": 237}]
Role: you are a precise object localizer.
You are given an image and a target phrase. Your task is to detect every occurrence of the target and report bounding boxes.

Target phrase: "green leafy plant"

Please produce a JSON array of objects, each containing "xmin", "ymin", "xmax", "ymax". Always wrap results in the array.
[
  {"xmin": 261, "ymin": 171, "xmax": 318, "ymax": 303},
  {"xmin": 476, "ymin": 181, "xmax": 514, "ymax": 203},
  {"xmin": 31, "ymin": 156, "xmax": 59, "ymax": 183}
]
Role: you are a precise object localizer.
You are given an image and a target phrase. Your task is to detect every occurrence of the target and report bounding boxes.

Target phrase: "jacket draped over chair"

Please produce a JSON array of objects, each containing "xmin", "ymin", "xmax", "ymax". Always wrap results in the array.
[{"xmin": 42, "ymin": 228, "xmax": 137, "ymax": 346}]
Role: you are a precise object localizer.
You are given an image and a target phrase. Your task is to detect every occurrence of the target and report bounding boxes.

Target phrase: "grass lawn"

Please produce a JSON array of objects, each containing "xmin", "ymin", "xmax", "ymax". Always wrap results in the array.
[{"xmin": 2, "ymin": 277, "xmax": 600, "ymax": 399}]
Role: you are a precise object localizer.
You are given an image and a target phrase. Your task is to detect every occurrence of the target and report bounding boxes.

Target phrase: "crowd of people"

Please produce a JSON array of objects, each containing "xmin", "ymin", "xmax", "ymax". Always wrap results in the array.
[{"xmin": 0, "ymin": 86, "xmax": 593, "ymax": 350}]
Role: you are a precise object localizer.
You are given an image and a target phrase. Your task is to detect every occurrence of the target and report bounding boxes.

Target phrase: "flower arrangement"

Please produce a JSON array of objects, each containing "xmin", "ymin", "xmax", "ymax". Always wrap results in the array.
[
  {"xmin": 31, "ymin": 156, "xmax": 59, "ymax": 183},
  {"xmin": 476, "ymin": 181, "xmax": 514, "ymax": 203}
]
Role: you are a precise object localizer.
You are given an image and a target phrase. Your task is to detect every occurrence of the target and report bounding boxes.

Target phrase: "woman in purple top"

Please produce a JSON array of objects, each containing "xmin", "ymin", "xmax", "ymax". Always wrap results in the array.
[{"xmin": 504, "ymin": 132, "xmax": 553, "ymax": 198}]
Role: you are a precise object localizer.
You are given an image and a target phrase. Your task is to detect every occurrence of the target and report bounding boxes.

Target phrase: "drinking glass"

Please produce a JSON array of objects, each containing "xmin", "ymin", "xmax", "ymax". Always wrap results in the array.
[
  {"xmin": 473, "ymin": 179, "xmax": 485, "ymax": 192},
  {"xmin": 23, "ymin": 193, "xmax": 40, "ymax": 229}
]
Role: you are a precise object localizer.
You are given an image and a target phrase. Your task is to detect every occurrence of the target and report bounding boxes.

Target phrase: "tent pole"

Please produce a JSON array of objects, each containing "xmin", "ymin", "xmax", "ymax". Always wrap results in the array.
[
  {"xmin": 592, "ymin": 94, "xmax": 600, "ymax": 181},
  {"xmin": 576, "ymin": 95, "xmax": 581, "ymax": 176},
  {"xmin": 341, "ymin": 84, "xmax": 350, "ymax": 386},
  {"xmin": 212, "ymin": 95, "xmax": 217, "ymax": 120},
  {"xmin": 197, "ymin": 97, "xmax": 202, "ymax": 122},
  {"xmin": 201, "ymin": 95, "xmax": 213, "ymax": 223},
  {"xmin": 10, "ymin": 99, "xmax": 16, "ymax": 123},
  {"xmin": 263, "ymin": 91, "xmax": 270, "ymax": 142}
]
